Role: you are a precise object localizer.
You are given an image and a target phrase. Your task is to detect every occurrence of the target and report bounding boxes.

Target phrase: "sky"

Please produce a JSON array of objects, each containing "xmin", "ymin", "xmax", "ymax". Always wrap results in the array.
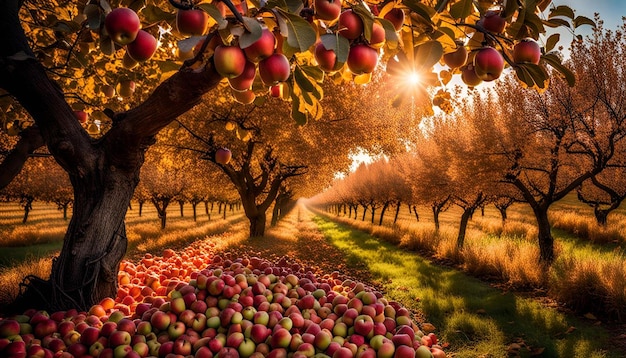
[{"xmin": 553, "ymin": 0, "xmax": 625, "ymax": 34}]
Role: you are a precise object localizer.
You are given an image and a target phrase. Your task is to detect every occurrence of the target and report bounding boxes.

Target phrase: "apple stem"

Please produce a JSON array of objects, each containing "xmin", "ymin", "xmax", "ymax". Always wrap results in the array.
[{"xmin": 220, "ymin": 0, "xmax": 246, "ymax": 25}]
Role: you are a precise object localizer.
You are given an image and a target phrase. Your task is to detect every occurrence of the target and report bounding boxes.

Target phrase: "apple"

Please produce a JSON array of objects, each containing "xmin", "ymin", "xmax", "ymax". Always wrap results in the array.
[
  {"xmin": 347, "ymin": 44, "xmax": 378, "ymax": 75},
  {"xmin": 269, "ymin": 327, "xmax": 291, "ymax": 349},
  {"xmin": 215, "ymin": 147, "xmax": 232, "ymax": 165},
  {"xmin": 150, "ymin": 311, "xmax": 171, "ymax": 332},
  {"xmin": 79, "ymin": 326, "xmax": 100, "ymax": 346},
  {"xmin": 196, "ymin": 346, "xmax": 214, "ymax": 358},
  {"xmin": 443, "ymin": 45, "xmax": 467, "ymax": 68},
  {"xmin": 5, "ymin": 341, "xmax": 27, "ymax": 357},
  {"xmin": 513, "ymin": 38, "xmax": 541, "ymax": 64},
  {"xmin": 173, "ymin": 338, "xmax": 193, "ymax": 355},
  {"xmin": 258, "ymin": 53, "xmax": 291, "ymax": 85},
  {"xmin": 113, "ymin": 344, "xmax": 133, "ymax": 358},
  {"xmin": 109, "ymin": 330, "xmax": 132, "ymax": 347},
  {"xmin": 177, "ymin": 9, "xmax": 209, "ymax": 36},
  {"xmin": 132, "ymin": 341, "xmax": 149, "ymax": 357},
  {"xmin": 229, "ymin": 60, "xmax": 257, "ymax": 91},
  {"xmin": 460, "ymin": 64, "xmax": 482, "ymax": 86},
  {"xmin": 314, "ymin": 0, "xmax": 342, "ymax": 21},
  {"xmin": 243, "ymin": 28, "xmax": 276, "ymax": 63},
  {"xmin": 238, "ymin": 337, "xmax": 256, "ymax": 358},
  {"xmin": 105, "ymin": 8, "xmax": 141, "ymax": 45},
  {"xmin": 269, "ymin": 84, "xmax": 283, "ymax": 98},
  {"xmin": 34, "ymin": 319, "xmax": 57, "ymax": 339},
  {"xmin": 314, "ymin": 42, "xmax": 340, "ymax": 73},
  {"xmin": 396, "ymin": 344, "xmax": 418, "ymax": 358},
  {"xmin": 384, "ymin": 8, "xmax": 405, "ymax": 31},
  {"xmin": 333, "ymin": 346, "xmax": 353, "ymax": 358},
  {"xmin": 0, "ymin": 320, "xmax": 21, "ymax": 337},
  {"xmin": 480, "ymin": 9, "xmax": 506, "ymax": 33},
  {"xmin": 214, "ymin": 45, "xmax": 247, "ymax": 78},
  {"xmin": 127, "ymin": 30, "xmax": 157, "ymax": 62},
  {"xmin": 73, "ymin": 110, "xmax": 88, "ymax": 124},
  {"xmin": 353, "ymin": 315, "xmax": 374, "ymax": 336},
  {"xmin": 168, "ymin": 321, "xmax": 186, "ymax": 340},
  {"xmin": 368, "ymin": 22, "xmax": 386, "ymax": 48},
  {"xmin": 118, "ymin": 80, "xmax": 136, "ymax": 98},
  {"xmin": 338, "ymin": 10, "xmax": 363, "ymax": 40},
  {"xmin": 473, "ymin": 46, "xmax": 504, "ymax": 81}
]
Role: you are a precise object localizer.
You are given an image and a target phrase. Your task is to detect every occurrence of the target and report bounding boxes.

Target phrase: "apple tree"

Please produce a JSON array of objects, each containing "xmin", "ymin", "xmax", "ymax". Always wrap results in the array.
[{"xmin": 0, "ymin": 0, "xmax": 587, "ymax": 312}]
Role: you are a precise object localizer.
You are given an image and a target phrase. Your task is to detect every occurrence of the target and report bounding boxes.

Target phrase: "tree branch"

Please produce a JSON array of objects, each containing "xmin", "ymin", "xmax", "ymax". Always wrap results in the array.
[{"xmin": 0, "ymin": 126, "xmax": 45, "ymax": 190}]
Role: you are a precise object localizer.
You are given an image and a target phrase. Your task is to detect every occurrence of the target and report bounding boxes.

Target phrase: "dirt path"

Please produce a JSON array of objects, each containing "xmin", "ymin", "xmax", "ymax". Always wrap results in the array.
[{"xmin": 220, "ymin": 205, "xmax": 377, "ymax": 291}]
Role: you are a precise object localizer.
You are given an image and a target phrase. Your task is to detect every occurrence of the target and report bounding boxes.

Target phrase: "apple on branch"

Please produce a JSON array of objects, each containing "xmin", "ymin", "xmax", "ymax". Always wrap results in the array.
[
  {"xmin": 314, "ymin": 0, "xmax": 342, "ymax": 21},
  {"xmin": 176, "ymin": 9, "xmax": 209, "ymax": 36},
  {"xmin": 105, "ymin": 7, "xmax": 141, "ymax": 45}
]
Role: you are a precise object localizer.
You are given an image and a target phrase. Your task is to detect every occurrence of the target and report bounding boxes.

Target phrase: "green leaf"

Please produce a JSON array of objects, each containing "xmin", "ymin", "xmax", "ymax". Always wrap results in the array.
[
  {"xmin": 239, "ymin": 18, "xmax": 263, "ymax": 49},
  {"xmin": 413, "ymin": 41, "xmax": 443, "ymax": 72},
  {"xmin": 301, "ymin": 65, "xmax": 325, "ymax": 83},
  {"xmin": 542, "ymin": 18, "xmax": 570, "ymax": 28},
  {"xmin": 276, "ymin": 9, "xmax": 317, "ymax": 52},
  {"xmin": 266, "ymin": 0, "xmax": 303, "ymax": 13},
  {"xmin": 320, "ymin": 33, "xmax": 350, "ymax": 64},
  {"xmin": 352, "ymin": 2, "xmax": 375, "ymax": 43},
  {"xmin": 542, "ymin": 53, "xmax": 575, "ymax": 86},
  {"xmin": 198, "ymin": 3, "xmax": 228, "ymax": 29},
  {"xmin": 291, "ymin": 96, "xmax": 308, "ymax": 125},
  {"xmin": 548, "ymin": 5, "xmax": 574, "ymax": 19},
  {"xmin": 140, "ymin": 5, "xmax": 175, "ymax": 24},
  {"xmin": 573, "ymin": 16, "xmax": 596, "ymax": 28},
  {"xmin": 294, "ymin": 66, "xmax": 315, "ymax": 93},
  {"xmin": 545, "ymin": 33, "xmax": 559, "ymax": 52},
  {"xmin": 503, "ymin": 0, "xmax": 518, "ymax": 18},
  {"xmin": 449, "ymin": 0, "xmax": 472, "ymax": 20},
  {"xmin": 402, "ymin": 0, "xmax": 435, "ymax": 25},
  {"xmin": 377, "ymin": 18, "xmax": 399, "ymax": 47},
  {"xmin": 84, "ymin": 4, "xmax": 102, "ymax": 29}
]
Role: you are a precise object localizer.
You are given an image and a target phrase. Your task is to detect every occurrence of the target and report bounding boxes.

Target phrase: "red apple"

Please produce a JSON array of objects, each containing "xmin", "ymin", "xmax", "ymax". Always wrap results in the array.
[
  {"xmin": 460, "ymin": 64, "xmax": 482, "ymax": 86},
  {"xmin": 109, "ymin": 330, "xmax": 132, "ymax": 347},
  {"xmin": 443, "ymin": 45, "xmax": 467, "ymax": 68},
  {"xmin": 34, "ymin": 319, "xmax": 57, "ymax": 339},
  {"xmin": 347, "ymin": 44, "xmax": 378, "ymax": 75},
  {"xmin": 258, "ymin": 53, "xmax": 291, "ymax": 85},
  {"xmin": 473, "ymin": 46, "xmax": 504, "ymax": 81},
  {"xmin": 314, "ymin": 42, "xmax": 340, "ymax": 72},
  {"xmin": 338, "ymin": 10, "xmax": 363, "ymax": 40},
  {"xmin": 229, "ymin": 60, "xmax": 257, "ymax": 91},
  {"xmin": 118, "ymin": 80, "xmax": 136, "ymax": 98},
  {"xmin": 74, "ymin": 110, "xmax": 88, "ymax": 124},
  {"xmin": 243, "ymin": 28, "xmax": 276, "ymax": 63},
  {"xmin": 269, "ymin": 83, "xmax": 283, "ymax": 98},
  {"xmin": 395, "ymin": 344, "xmax": 417, "ymax": 358},
  {"xmin": 105, "ymin": 8, "xmax": 141, "ymax": 45},
  {"xmin": 177, "ymin": 9, "xmax": 209, "ymax": 36},
  {"xmin": 214, "ymin": 45, "xmax": 247, "ymax": 78},
  {"xmin": 102, "ymin": 84, "xmax": 116, "ymax": 98},
  {"xmin": 127, "ymin": 30, "xmax": 157, "ymax": 62},
  {"xmin": 368, "ymin": 22, "xmax": 386, "ymax": 48},
  {"xmin": 513, "ymin": 38, "xmax": 541, "ymax": 64},
  {"xmin": 480, "ymin": 9, "xmax": 506, "ymax": 33},
  {"xmin": 0, "ymin": 320, "xmax": 21, "ymax": 337},
  {"xmin": 314, "ymin": 0, "xmax": 342, "ymax": 21},
  {"xmin": 384, "ymin": 8, "xmax": 405, "ymax": 32},
  {"xmin": 215, "ymin": 148, "xmax": 232, "ymax": 165}
]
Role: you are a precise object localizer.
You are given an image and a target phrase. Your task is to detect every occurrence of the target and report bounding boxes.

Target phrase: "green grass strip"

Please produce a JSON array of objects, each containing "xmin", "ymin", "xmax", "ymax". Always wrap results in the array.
[{"xmin": 312, "ymin": 215, "xmax": 616, "ymax": 358}]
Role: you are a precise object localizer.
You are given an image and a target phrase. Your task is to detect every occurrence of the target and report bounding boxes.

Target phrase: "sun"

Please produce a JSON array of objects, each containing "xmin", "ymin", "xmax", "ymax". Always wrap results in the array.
[{"xmin": 406, "ymin": 72, "xmax": 421, "ymax": 86}]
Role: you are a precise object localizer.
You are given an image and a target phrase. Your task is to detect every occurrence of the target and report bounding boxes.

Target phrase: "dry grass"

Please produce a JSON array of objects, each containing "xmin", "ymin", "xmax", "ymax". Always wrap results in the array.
[
  {"xmin": 311, "ymin": 196, "xmax": 626, "ymax": 319},
  {"xmin": 0, "ymin": 257, "xmax": 52, "ymax": 306},
  {"xmin": 551, "ymin": 211, "xmax": 626, "ymax": 244}
]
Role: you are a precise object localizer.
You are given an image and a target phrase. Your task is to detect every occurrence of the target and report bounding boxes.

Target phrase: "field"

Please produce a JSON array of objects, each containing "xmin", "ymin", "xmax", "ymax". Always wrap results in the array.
[{"xmin": 1, "ymin": 197, "xmax": 626, "ymax": 357}]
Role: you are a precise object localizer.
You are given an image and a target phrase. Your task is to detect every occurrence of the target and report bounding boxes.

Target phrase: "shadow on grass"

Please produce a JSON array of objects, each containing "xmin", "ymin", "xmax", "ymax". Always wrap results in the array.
[{"xmin": 312, "ymin": 216, "xmax": 616, "ymax": 358}]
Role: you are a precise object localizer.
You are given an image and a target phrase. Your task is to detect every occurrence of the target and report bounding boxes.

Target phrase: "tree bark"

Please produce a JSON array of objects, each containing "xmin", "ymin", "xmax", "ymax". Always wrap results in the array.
[
  {"xmin": 594, "ymin": 207, "xmax": 609, "ymax": 226},
  {"xmin": 432, "ymin": 206, "xmax": 440, "ymax": 231},
  {"xmin": 21, "ymin": 196, "xmax": 34, "ymax": 224},
  {"xmin": 179, "ymin": 200, "xmax": 185, "ymax": 217},
  {"xmin": 412, "ymin": 205, "xmax": 419, "ymax": 222},
  {"xmin": 191, "ymin": 201, "xmax": 198, "ymax": 222},
  {"xmin": 393, "ymin": 202, "xmax": 401, "ymax": 224},
  {"xmin": 138, "ymin": 201, "xmax": 144, "ymax": 217},
  {"xmin": 498, "ymin": 206, "xmax": 508, "ymax": 225},
  {"xmin": 533, "ymin": 205, "xmax": 555, "ymax": 263},
  {"xmin": 456, "ymin": 208, "xmax": 473, "ymax": 249},
  {"xmin": 379, "ymin": 203, "xmax": 389, "ymax": 225},
  {"xmin": 0, "ymin": 0, "xmax": 224, "ymax": 313},
  {"xmin": 249, "ymin": 212, "xmax": 267, "ymax": 237}
]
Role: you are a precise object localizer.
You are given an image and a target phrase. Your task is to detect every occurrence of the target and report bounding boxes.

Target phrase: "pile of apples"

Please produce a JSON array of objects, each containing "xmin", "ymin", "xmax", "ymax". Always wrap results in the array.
[{"xmin": 0, "ymin": 240, "xmax": 446, "ymax": 358}]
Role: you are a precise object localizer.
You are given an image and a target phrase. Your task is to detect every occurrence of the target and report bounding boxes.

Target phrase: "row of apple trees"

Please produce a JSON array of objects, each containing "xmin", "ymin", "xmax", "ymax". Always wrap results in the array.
[{"xmin": 311, "ymin": 19, "xmax": 626, "ymax": 264}]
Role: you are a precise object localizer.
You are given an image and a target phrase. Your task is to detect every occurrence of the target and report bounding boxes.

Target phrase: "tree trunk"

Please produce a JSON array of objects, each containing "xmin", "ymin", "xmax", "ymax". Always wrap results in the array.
[
  {"xmin": 21, "ymin": 196, "xmax": 33, "ymax": 224},
  {"xmin": 393, "ymin": 202, "xmax": 401, "ymax": 224},
  {"xmin": 594, "ymin": 207, "xmax": 609, "ymax": 226},
  {"xmin": 361, "ymin": 206, "xmax": 367, "ymax": 221},
  {"xmin": 152, "ymin": 198, "xmax": 171, "ymax": 230},
  {"xmin": 498, "ymin": 206, "xmax": 507, "ymax": 225},
  {"xmin": 371, "ymin": 206, "xmax": 376, "ymax": 224},
  {"xmin": 138, "ymin": 201, "xmax": 144, "ymax": 217},
  {"xmin": 379, "ymin": 203, "xmax": 389, "ymax": 225},
  {"xmin": 192, "ymin": 202, "xmax": 198, "ymax": 222},
  {"xmin": 533, "ymin": 205, "xmax": 555, "ymax": 263},
  {"xmin": 432, "ymin": 206, "xmax": 440, "ymax": 231},
  {"xmin": 179, "ymin": 200, "xmax": 184, "ymax": 217},
  {"xmin": 412, "ymin": 205, "xmax": 419, "ymax": 222},
  {"xmin": 249, "ymin": 213, "xmax": 266, "ymax": 237},
  {"xmin": 456, "ymin": 208, "xmax": 473, "ymax": 249},
  {"xmin": 62, "ymin": 203, "xmax": 69, "ymax": 220}
]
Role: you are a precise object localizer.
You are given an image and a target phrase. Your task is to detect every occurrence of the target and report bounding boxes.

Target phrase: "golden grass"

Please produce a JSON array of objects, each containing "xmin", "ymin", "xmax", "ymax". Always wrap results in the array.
[
  {"xmin": 311, "ymin": 197, "xmax": 626, "ymax": 319},
  {"xmin": 0, "ymin": 257, "xmax": 52, "ymax": 306}
]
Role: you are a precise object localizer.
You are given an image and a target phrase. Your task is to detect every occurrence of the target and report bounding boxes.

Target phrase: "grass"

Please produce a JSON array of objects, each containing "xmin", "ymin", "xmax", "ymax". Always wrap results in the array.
[
  {"xmin": 317, "ymin": 194, "xmax": 626, "ymax": 319},
  {"xmin": 311, "ymin": 214, "xmax": 617, "ymax": 358}
]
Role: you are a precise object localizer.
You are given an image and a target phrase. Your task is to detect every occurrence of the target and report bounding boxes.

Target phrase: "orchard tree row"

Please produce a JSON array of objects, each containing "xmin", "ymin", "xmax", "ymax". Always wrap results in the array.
[
  {"xmin": 0, "ymin": 0, "xmax": 590, "ymax": 311},
  {"xmin": 312, "ymin": 19, "xmax": 626, "ymax": 263}
]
